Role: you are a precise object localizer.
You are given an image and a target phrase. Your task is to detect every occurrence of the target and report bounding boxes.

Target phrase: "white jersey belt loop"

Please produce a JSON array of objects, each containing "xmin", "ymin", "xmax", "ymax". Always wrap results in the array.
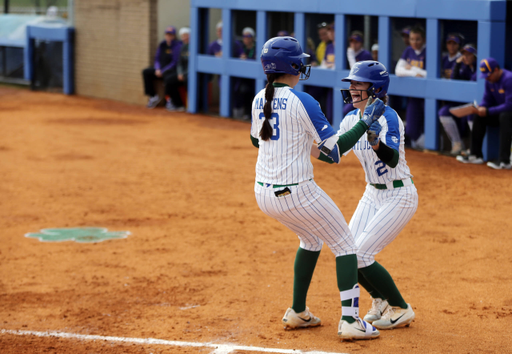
[{"xmin": 370, "ymin": 178, "xmax": 414, "ymax": 190}]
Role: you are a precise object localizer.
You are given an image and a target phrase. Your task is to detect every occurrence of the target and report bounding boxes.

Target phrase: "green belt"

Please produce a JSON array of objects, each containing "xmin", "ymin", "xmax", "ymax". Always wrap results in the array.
[
  {"xmin": 257, "ymin": 182, "xmax": 299, "ymax": 188},
  {"xmin": 257, "ymin": 179, "xmax": 312, "ymax": 188},
  {"xmin": 370, "ymin": 178, "xmax": 414, "ymax": 190}
]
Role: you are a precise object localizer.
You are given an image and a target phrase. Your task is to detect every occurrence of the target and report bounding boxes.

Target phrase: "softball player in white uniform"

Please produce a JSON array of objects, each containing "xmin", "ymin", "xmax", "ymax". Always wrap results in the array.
[
  {"xmin": 338, "ymin": 61, "xmax": 418, "ymax": 329},
  {"xmin": 251, "ymin": 37, "xmax": 385, "ymax": 340}
]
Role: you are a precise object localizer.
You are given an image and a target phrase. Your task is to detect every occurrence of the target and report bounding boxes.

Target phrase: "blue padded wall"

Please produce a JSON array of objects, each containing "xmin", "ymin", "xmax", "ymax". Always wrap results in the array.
[{"xmin": 189, "ymin": 0, "xmax": 507, "ymax": 159}]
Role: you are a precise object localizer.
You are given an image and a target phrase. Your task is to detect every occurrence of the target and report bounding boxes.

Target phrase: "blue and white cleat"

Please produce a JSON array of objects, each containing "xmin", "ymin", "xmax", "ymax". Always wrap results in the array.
[{"xmin": 338, "ymin": 318, "xmax": 380, "ymax": 340}]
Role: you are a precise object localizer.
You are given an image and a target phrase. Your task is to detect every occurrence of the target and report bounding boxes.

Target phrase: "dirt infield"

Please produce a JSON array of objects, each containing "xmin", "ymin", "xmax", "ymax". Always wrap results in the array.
[{"xmin": 1, "ymin": 86, "xmax": 511, "ymax": 354}]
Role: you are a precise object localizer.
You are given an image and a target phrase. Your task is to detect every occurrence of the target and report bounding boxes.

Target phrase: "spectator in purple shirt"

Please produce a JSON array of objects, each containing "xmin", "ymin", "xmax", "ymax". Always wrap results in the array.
[
  {"xmin": 142, "ymin": 26, "xmax": 182, "ymax": 109},
  {"xmin": 233, "ymin": 27, "xmax": 256, "ymax": 119},
  {"xmin": 439, "ymin": 43, "xmax": 477, "ymax": 155},
  {"xmin": 395, "ymin": 26, "xmax": 427, "ymax": 149},
  {"xmin": 165, "ymin": 27, "xmax": 190, "ymax": 112},
  {"xmin": 441, "ymin": 33, "xmax": 463, "ymax": 79},
  {"xmin": 456, "ymin": 57, "xmax": 512, "ymax": 169},
  {"xmin": 346, "ymin": 31, "xmax": 372, "ymax": 69},
  {"xmin": 343, "ymin": 31, "xmax": 373, "ymax": 115},
  {"xmin": 208, "ymin": 21, "xmax": 223, "ymax": 57}
]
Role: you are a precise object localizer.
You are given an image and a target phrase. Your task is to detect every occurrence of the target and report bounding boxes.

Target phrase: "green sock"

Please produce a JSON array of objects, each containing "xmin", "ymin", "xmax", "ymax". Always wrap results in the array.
[
  {"xmin": 358, "ymin": 269, "xmax": 385, "ymax": 300},
  {"xmin": 336, "ymin": 254, "xmax": 358, "ymax": 324},
  {"xmin": 291, "ymin": 248, "xmax": 320, "ymax": 313},
  {"xmin": 359, "ymin": 261, "xmax": 407, "ymax": 309}
]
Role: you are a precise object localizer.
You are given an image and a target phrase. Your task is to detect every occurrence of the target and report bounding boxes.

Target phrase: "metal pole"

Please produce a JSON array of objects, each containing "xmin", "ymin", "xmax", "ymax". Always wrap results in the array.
[
  {"xmin": 4, "ymin": 0, "xmax": 9, "ymax": 14},
  {"xmin": 67, "ymin": 0, "xmax": 74, "ymax": 26}
]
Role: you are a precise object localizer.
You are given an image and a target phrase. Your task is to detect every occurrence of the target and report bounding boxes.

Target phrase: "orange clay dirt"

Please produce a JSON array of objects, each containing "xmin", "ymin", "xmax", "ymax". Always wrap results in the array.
[{"xmin": 0, "ymin": 86, "xmax": 511, "ymax": 354}]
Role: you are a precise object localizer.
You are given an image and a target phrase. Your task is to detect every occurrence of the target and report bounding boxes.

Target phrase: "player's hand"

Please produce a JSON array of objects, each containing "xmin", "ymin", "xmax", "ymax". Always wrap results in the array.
[
  {"xmin": 456, "ymin": 56, "xmax": 464, "ymax": 64},
  {"xmin": 318, "ymin": 135, "xmax": 341, "ymax": 164},
  {"xmin": 367, "ymin": 121, "xmax": 382, "ymax": 147},
  {"xmin": 178, "ymin": 74, "xmax": 184, "ymax": 81},
  {"xmin": 155, "ymin": 69, "xmax": 162, "ymax": 78},
  {"xmin": 477, "ymin": 106, "xmax": 488, "ymax": 117},
  {"xmin": 361, "ymin": 98, "xmax": 385, "ymax": 128},
  {"xmin": 405, "ymin": 63, "xmax": 412, "ymax": 70}
]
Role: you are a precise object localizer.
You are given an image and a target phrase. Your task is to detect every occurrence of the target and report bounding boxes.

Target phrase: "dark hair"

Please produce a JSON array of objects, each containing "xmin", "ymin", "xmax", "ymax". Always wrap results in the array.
[
  {"xmin": 410, "ymin": 26, "xmax": 425, "ymax": 39},
  {"xmin": 260, "ymin": 74, "xmax": 283, "ymax": 141}
]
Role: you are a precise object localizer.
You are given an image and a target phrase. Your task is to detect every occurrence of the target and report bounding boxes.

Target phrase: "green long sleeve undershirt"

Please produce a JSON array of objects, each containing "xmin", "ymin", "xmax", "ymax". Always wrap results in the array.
[{"xmin": 375, "ymin": 142, "xmax": 399, "ymax": 168}]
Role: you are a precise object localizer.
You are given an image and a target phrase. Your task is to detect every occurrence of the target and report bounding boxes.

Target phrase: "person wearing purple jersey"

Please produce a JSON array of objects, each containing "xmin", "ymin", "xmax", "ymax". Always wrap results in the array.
[
  {"xmin": 343, "ymin": 31, "xmax": 373, "ymax": 116},
  {"xmin": 142, "ymin": 26, "xmax": 182, "ymax": 109},
  {"xmin": 347, "ymin": 31, "xmax": 373, "ymax": 69},
  {"xmin": 441, "ymin": 33, "xmax": 463, "ymax": 79},
  {"xmin": 456, "ymin": 57, "xmax": 512, "ymax": 169},
  {"xmin": 165, "ymin": 27, "xmax": 190, "ymax": 112},
  {"xmin": 208, "ymin": 21, "xmax": 223, "ymax": 57},
  {"xmin": 321, "ymin": 23, "xmax": 336, "ymax": 69},
  {"xmin": 395, "ymin": 26, "xmax": 427, "ymax": 149},
  {"xmin": 253, "ymin": 36, "xmax": 385, "ymax": 340},
  {"xmin": 439, "ymin": 43, "xmax": 477, "ymax": 154},
  {"xmin": 233, "ymin": 27, "xmax": 256, "ymax": 119},
  {"xmin": 338, "ymin": 60, "xmax": 418, "ymax": 330}
]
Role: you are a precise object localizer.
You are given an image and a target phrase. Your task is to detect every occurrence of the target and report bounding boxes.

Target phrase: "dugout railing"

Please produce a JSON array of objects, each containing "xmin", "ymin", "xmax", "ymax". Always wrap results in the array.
[{"xmin": 188, "ymin": 0, "xmax": 507, "ymax": 160}]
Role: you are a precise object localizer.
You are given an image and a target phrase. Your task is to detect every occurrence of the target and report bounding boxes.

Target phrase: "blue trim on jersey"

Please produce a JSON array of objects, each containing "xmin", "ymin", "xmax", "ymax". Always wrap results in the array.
[
  {"xmin": 347, "ymin": 108, "xmax": 358, "ymax": 117},
  {"xmin": 290, "ymin": 88, "xmax": 336, "ymax": 141},
  {"xmin": 383, "ymin": 106, "xmax": 400, "ymax": 151}
]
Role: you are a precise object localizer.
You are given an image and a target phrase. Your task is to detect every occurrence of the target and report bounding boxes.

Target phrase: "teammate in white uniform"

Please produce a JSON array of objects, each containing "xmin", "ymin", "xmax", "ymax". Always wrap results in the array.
[
  {"xmin": 251, "ymin": 37, "xmax": 385, "ymax": 340},
  {"xmin": 337, "ymin": 61, "xmax": 418, "ymax": 329}
]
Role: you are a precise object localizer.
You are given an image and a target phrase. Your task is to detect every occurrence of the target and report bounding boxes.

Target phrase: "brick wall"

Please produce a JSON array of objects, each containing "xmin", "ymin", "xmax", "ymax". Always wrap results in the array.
[{"xmin": 74, "ymin": 0, "xmax": 157, "ymax": 105}]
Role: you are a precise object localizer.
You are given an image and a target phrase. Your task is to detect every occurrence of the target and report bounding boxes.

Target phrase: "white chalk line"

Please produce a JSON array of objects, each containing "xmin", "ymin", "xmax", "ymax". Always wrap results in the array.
[{"xmin": 1, "ymin": 329, "xmax": 349, "ymax": 354}]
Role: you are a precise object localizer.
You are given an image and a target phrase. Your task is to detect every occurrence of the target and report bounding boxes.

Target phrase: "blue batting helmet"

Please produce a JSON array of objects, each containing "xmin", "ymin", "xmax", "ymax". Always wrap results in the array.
[
  {"xmin": 260, "ymin": 36, "xmax": 311, "ymax": 80},
  {"xmin": 342, "ymin": 61, "xmax": 390, "ymax": 99}
]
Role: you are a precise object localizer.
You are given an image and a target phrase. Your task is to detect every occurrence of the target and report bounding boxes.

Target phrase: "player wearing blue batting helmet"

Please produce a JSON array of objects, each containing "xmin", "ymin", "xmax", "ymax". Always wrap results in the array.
[
  {"xmin": 340, "ymin": 60, "xmax": 390, "ymax": 104},
  {"xmin": 260, "ymin": 36, "xmax": 311, "ymax": 80}
]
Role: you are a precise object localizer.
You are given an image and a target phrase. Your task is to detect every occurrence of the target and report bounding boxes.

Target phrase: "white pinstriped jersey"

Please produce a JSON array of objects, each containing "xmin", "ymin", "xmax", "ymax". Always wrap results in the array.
[
  {"xmin": 337, "ymin": 106, "xmax": 413, "ymax": 184},
  {"xmin": 251, "ymin": 86, "xmax": 336, "ymax": 185}
]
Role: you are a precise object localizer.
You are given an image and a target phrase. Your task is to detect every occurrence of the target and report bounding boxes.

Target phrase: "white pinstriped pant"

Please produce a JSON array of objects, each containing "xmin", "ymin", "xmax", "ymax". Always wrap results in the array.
[
  {"xmin": 349, "ymin": 183, "xmax": 419, "ymax": 268},
  {"xmin": 255, "ymin": 180, "xmax": 357, "ymax": 257}
]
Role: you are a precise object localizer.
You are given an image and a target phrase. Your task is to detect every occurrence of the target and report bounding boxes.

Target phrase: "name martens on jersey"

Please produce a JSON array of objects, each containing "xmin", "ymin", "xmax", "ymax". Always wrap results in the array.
[{"xmin": 254, "ymin": 97, "xmax": 288, "ymax": 110}]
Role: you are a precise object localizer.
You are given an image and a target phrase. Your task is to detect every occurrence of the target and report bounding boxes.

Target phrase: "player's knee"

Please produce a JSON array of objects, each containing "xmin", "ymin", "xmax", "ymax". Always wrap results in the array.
[
  {"xmin": 299, "ymin": 239, "xmax": 323, "ymax": 252},
  {"xmin": 356, "ymin": 252, "xmax": 374, "ymax": 269}
]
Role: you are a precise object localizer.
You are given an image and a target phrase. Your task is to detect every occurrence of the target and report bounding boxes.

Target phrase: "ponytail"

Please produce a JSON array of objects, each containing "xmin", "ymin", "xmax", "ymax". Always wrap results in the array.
[{"xmin": 260, "ymin": 74, "xmax": 278, "ymax": 141}]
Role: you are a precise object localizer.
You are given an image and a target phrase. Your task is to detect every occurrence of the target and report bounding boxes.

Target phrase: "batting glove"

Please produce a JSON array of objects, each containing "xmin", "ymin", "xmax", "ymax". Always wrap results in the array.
[
  {"xmin": 367, "ymin": 120, "xmax": 382, "ymax": 146},
  {"xmin": 361, "ymin": 98, "xmax": 385, "ymax": 128}
]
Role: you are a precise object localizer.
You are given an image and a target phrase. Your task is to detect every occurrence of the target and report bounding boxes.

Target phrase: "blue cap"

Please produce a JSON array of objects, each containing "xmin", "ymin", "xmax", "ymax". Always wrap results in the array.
[{"xmin": 165, "ymin": 26, "xmax": 176, "ymax": 34}]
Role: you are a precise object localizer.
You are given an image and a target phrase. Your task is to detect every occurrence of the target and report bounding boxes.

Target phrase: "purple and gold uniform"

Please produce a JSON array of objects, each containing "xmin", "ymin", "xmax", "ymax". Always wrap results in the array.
[
  {"xmin": 142, "ymin": 29, "xmax": 182, "ymax": 101},
  {"xmin": 208, "ymin": 40, "xmax": 222, "ymax": 56},
  {"xmin": 154, "ymin": 39, "xmax": 182, "ymax": 74},
  {"xmin": 463, "ymin": 58, "xmax": 512, "ymax": 166},
  {"xmin": 441, "ymin": 52, "xmax": 461, "ymax": 79},
  {"xmin": 395, "ymin": 46, "xmax": 426, "ymax": 146}
]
